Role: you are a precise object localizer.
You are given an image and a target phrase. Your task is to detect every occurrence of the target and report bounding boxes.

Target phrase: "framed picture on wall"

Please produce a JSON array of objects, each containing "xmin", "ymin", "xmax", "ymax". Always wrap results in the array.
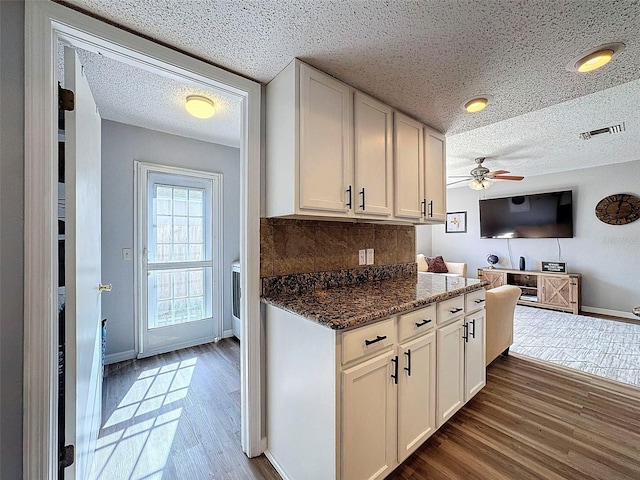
[{"xmin": 445, "ymin": 211, "xmax": 467, "ymax": 233}]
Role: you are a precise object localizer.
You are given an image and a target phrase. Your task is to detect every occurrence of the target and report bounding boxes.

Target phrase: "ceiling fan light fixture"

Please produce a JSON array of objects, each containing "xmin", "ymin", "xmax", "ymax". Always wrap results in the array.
[
  {"xmin": 566, "ymin": 43, "xmax": 625, "ymax": 73},
  {"xmin": 464, "ymin": 98, "xmax": 488, "ymax": 113},
  {"xmin": 469, "ymin": 178, "xmax": 492, "ymax": 190},
  {"xmin": 185, "ymin": 95, "xmax": 215, "ymax": 119}
]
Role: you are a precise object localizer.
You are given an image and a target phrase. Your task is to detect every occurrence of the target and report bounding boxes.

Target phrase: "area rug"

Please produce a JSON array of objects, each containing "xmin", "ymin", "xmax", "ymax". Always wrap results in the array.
[{"xmin": 511, "ymin": 305, "xmax": 640, "ymax": 387}]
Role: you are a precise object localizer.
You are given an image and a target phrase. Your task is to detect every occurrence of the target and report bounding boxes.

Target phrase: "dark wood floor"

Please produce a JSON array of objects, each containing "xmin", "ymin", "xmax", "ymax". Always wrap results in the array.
[
  {"xmin": 390, "ymin": 354, "xmax": 640, "ymax": 480},
  {"xmin": 101, "ymin": 341, "xmax": 640, "ymax": 480},
  {"xmin": 99, "ymin": 339, "xmax": 279, "ymax": 480}
]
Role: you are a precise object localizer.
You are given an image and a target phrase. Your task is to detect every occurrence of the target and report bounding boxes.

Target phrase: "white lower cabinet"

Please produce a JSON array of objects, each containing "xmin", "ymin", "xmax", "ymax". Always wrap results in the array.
[
  {"xmin": 265, "ymin": 291, "xmax": 484, "ymax": 480},
  {"xmin": 464, "ymin": 311, "xmax": 486, "ymax": 400},
  {"xmin": 397, "ymin": 332, "xmax": 436, "ymax": 462},
  {"xmin": 436, "ymin": 319, "xmax": 465, "ymax": 427},
  {"xmin": 342, "ymin": 350, "xmax": 397, "ymax": 480}
]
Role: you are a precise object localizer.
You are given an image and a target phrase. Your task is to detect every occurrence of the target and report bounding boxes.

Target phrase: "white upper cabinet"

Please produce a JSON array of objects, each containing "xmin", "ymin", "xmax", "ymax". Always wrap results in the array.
[
  {"xmin": 423, "ymin": 127, "xmax": 447, "ymax": 223},
  {"xmin": 266, "ymin": 59, "xmax": 445, "ymax": 223},
  {"xmin": 354, "ymin": 92, "xmax": 393, "ymax": 217},
  {"xmin": 266, "ymin": 60, "xmax": 352, "ymax": 218},
  {"xmin": 393, "ymin": 112, "xmax": 424, "ymax": 220},
  {"xmin": 299, "ymin": 63, "xmax": 353, "ymax": 213}
]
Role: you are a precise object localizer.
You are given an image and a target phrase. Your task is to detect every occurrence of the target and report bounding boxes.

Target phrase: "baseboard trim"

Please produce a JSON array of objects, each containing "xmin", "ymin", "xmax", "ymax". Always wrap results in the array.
[
  {"xmin": 582, "ymin": 306, "xmax": 638, "ymax": 321},
  {"xmin": 137, "ymin": 335, "xmax": 215, "ymax": 359},
  {"xmin": 222, "ymin": 329, "xmax": 234, "ymax": 338},
  {"xmin": 104, "ymin": 350, "xmax": 136, "ymax": 365},
  {"xmin": 264, "ymin": 450, "xmax": 292, "ymax": 480}
]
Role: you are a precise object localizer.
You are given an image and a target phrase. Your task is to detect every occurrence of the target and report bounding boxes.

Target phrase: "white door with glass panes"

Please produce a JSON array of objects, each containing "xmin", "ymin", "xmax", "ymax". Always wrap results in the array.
[{"xmin": 137, "ymin": 164, "xmax": 222, "ymax": 357}]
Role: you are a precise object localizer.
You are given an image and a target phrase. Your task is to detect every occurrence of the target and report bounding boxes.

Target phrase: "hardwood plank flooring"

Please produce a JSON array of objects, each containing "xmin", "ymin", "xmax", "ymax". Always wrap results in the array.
[
  {"xmin": 97, "ymin": 341, "xmax": 640, "ymax": 479},
  {"xmin": 92, "ymin": 339, "xmax": 280, "ymax": 480},
  {"xmin": 389, "ymin": 355, "xmax": 640, "ymax": 480}
]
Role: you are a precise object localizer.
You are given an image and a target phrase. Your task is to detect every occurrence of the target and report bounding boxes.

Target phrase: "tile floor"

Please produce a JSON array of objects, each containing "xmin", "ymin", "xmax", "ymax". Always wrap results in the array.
[{"xmin": 511, "ymin": 305, "xmax": 640, "ymax": 387}]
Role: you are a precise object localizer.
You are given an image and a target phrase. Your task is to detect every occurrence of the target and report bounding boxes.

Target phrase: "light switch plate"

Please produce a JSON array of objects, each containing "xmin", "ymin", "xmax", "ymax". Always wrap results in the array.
[
  {"xmin": 366, "ymin": 248, "xmax": 374, "ymax": 265},
  {"xmin": 358, "ymin": 249, "xmax": 366, "ymax": 265}
]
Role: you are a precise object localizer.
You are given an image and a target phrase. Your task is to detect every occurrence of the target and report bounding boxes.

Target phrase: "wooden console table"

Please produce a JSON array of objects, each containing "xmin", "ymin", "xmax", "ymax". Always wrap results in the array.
[{"xmin": 478, "ymin": 268, "xmax": 581, "ymax": 315}]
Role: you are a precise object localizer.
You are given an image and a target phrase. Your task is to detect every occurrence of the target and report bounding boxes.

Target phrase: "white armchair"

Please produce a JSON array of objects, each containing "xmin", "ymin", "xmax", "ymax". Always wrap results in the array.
[
  {"xmin": 485, "ymin": 285, "xmax": 522, "ymax": 365},
  {"xmin": 416, "ymin": 254, "xmax": 467, "ymax": 277}
]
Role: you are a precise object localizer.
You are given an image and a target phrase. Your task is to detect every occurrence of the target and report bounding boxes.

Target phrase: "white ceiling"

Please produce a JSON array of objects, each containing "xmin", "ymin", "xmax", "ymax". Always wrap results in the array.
[
  {"xmin": 66, "ymin": 47, "xmax": 242, "ymax": 147},
  {"xmin": 60, "ymin": 0, "xmax": 640, "ymax": 180}
]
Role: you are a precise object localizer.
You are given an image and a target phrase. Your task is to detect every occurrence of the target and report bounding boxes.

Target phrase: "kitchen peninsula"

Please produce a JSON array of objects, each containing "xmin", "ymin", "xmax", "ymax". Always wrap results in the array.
[{"xmin": 263, "ymin": 267, "xmax": 487, "ymax": 480}]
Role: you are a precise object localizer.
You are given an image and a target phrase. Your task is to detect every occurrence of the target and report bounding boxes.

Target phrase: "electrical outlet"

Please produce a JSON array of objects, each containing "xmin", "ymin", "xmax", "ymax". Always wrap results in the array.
[
  {"xmin": 358, "ymin": 249, "xmax": 366, "ymax": 265},
  {"xmin": 366, "ymin": 248, "xmax": 374, "ymax": 265},
  {"xmin": 122, "ymin": 248, "xmax": 132, "ymax": 260}
]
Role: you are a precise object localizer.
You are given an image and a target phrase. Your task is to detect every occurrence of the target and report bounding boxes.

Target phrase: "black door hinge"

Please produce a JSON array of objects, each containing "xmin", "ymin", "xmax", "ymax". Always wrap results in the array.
[
  {"xmin": 60, "ymin": 444, "xmax": 75, "ymax": 468},
  {"xmin": 59, "ymin": 86, "xmax": 75, "ymax": 112}
]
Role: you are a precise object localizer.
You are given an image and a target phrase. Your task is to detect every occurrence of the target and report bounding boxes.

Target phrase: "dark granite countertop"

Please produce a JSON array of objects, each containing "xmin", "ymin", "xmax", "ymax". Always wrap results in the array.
[{"xmin": 262, "ymin": 273, "xmax": 486, "ymax": 330}]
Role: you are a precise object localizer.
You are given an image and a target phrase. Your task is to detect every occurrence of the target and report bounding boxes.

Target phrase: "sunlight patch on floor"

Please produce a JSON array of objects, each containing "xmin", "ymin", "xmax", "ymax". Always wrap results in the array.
[{"xmin": 90, "ymin": 358, "xmax": 197, "ymax": 480}]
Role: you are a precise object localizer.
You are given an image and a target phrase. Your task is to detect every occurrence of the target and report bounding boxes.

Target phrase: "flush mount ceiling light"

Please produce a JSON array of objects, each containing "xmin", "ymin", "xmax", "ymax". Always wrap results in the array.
[
  {"xmin": 464, "ymin": 97, "xmax": 488, "ymax": 113},
  {"xmin": 185, "ymin": 95, "xmax": 215, "ymax": 119},
  {"xmin": 566, "ymin": 43, "xmax": 625, "ymax": 73}
]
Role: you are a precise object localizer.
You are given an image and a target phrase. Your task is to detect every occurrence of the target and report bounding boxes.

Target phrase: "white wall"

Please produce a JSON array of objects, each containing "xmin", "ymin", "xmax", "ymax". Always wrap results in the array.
[
  {"xmin": 0, "ymin": 1, "xmax": 24, "ymax": 477},
  {"xmin": 101, "ymin": 120, "xmax": 240, "ymax": 358},
  {"xmin": 415, "ymin": 224, "xmax": 433, "ymax": 256},
  {"xmin": 431, "ymin": 159, "xmax": 640, "ymax": 316}
]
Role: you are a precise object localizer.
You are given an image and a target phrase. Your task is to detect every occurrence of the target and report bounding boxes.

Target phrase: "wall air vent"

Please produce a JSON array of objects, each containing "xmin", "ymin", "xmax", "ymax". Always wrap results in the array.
[{"xmin": 579, "ymin": 122, "xmax": 625, "ymax": 140}]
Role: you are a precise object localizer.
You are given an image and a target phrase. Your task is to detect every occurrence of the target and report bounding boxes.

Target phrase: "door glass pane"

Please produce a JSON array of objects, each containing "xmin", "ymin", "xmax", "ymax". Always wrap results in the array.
[
  {"xmin": 150, "ymin": 184, "xmax": 207, "ymax": 263},
  {"xmin": 148, "ymin": 267, "xmax": 212, "ymax": 328}
]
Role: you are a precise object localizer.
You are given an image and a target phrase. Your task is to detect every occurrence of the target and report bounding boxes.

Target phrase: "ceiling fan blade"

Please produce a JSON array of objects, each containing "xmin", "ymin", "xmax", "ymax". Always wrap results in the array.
[
  {"xmin": 447, "ymin": 178, "xmax": 473, "ymax": 186},
  {"xmin": 493, "ymin": 175, "xmax": 524, "ymax": 181},
  {"xmin": 487, "ymin": 170, "xmax": 510, "ymax": 176}
]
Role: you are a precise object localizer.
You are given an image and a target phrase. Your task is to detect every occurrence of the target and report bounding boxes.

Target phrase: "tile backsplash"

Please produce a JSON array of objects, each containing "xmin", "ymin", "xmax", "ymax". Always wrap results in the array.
[{"xmin": 260, "ymin": 218, "xmax": 415, "ymax": 277}]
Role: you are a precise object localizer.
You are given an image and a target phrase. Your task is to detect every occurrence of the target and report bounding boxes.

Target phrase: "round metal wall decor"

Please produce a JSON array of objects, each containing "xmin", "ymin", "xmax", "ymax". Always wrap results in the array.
[{"xmin": 595, "ymin": 193, "xmax": 640, "ymax": 225}]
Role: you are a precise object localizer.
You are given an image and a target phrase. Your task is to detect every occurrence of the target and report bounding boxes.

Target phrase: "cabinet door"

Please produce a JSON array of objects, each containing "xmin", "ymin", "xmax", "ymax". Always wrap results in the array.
[
  {"xmin": 342, "ymin": 350, "xmax": 397, "ymax": 480},
  {"xmin": 464, "ymin": 312, "xmax": 486, "ymax": 401},
  {"xmin": 540, "ymin": 275, "xmax": 573, "ymax": 309},
  {"xmin": 397, "ymin": 332, "xmax": 436, "ymax": 463},
  {"xmin": 394, "ymin": 112, "xmax": 424, "ymax": 219},
  {"xmin": 354, "ymin": 92, "xmax": 393, "ymax": 217},
  {"xmin": 299, "ymin": 63, "xmax": 352, "ymax": 213},
  {"xmin": 436, "ymin": 319, "xmax": 465, "ymax": 427},
  {"xmin": 481, "ymin": 269, "xmax": 506, "ymax": 289},
  {"xmin": 423, "ymin": 128, "xmax": 446, "ymax": 222}
]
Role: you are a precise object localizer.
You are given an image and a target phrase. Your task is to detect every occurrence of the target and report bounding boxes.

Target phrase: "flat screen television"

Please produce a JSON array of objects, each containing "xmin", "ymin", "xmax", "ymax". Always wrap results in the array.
[{"xmin": 479, "ymin": 190, "xmax": 573, "ymax": 238}]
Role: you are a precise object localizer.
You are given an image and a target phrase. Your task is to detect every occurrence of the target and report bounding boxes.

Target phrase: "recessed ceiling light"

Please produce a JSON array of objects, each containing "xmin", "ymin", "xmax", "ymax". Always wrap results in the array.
[
  {"xmin": 185, "ymin": 95, "xmax": 215, "ymax": 119},
  {"xmin": 464, "ymin": 97, "xmax": 488, "ymax": 113},
  {"xmin": 576, "ymin": 49, "xmax": 614, "ymax": 72},
  {"xmin": 566, "ymin": 43, "xmax": 625, "ymax": 73}
]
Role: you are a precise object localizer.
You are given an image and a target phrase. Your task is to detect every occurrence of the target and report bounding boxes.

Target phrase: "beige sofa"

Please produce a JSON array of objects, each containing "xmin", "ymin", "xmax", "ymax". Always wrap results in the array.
[
  {"xmin": 485, "ymin": 285, "xmax": 522, "ymax": 366},
  {"xmin": 416, "ymin": 254, "xmax": 467, "ymax": 277}
]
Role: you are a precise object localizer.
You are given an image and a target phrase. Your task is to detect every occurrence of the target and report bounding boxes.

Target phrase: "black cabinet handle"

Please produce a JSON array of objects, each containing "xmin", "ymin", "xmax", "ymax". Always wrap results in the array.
[
  {"xmin": 474, "ymin": 298, "xmax": 486, "ymax": 304},
  {"xmin": 359, "ymin": 187, "xmax": 365, "ymax": 210},
  {"xmin": 463, "ymin": 322, "xmax": 469, "ymax": 342},
  {"xmin": 470, "ymin": 319, "xmax": 476, "ymax": 339},
  {"xmin": 346, "ymin": 186, "xmax": 352, "ymax": 209},
  {"xmin": 421, "ymin": 199, "xmax": 427, "ymax": 217},
  {"xmin": 415, "ymin": 318, "xmax": 432, "ymax": 328},
  {"xmin": 428, "ymin": 200, "xmax": 433, "ymax": 217},
  {"xmin": 449, "ymin": 307, "xmax": 463, "ymax": 314},
  {"xmin": 391, "ymin": 356, "xmax": 399, "ymax": 384},
  {"xmin": 364, "ymin": 335, "xmax": 387, "ymax": 346},
  {"xmin": 404, "ymin": 349, "xmax": 412, "ymax": 376}
]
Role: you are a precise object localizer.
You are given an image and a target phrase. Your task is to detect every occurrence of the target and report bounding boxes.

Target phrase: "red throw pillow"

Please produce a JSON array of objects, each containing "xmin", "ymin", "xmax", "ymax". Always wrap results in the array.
[{"xmin": 426, "ymin": 256, "xmax": 449, "ymax": 273}]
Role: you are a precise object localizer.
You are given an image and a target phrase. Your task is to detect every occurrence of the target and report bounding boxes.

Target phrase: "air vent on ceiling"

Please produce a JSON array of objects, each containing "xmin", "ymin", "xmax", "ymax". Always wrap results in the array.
[{"xmin": 579, "ymin": 122, "xmax": 625, "ymax": 140}]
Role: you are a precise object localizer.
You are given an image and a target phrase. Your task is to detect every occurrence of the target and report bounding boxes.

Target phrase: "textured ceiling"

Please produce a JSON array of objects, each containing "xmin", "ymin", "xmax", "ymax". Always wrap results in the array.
[
  {"xmin": 446, "ymin": 78, "xmax": 640, "ymax": 183},
  {"xmin": 60, "ymin": 46, "xmax": 241, "ymax": 147},
  {"xmin": 58, "ymin": 0, "xmax": 640, "ymax": 178}
]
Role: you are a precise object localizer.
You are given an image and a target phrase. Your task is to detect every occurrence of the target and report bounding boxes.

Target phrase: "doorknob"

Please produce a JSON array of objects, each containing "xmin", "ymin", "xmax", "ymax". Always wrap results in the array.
[{"xmin": 98, "ymin": 283, "xmax": 112, "ymax": 293}]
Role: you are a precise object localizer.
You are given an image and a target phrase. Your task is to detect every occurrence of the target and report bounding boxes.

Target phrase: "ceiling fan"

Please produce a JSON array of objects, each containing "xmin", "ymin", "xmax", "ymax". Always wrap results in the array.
[{"xmin": 448, "ymin": 157, "xmax": 524, "ymax": 190}]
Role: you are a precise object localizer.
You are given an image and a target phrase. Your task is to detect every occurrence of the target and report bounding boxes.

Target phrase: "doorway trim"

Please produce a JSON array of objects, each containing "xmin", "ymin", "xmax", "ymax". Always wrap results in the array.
[{"xmin": 24, "ymin": 2, "xmax": 263, "ymax": 479}]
